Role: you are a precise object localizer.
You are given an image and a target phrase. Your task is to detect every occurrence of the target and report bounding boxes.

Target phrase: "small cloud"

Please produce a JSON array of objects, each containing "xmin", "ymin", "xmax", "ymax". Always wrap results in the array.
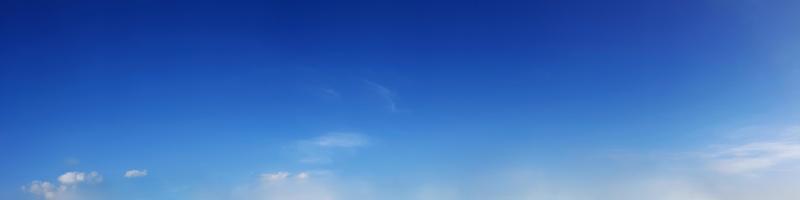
[
  {"xmin": 24, "ymin": 171, "xmax": 102, "ymax": 200},
  {"xmin": 232, "ymin": 170, "xmax": 371, "ymax": 200},
  {"xmin": 58, "ymin": 171, "xmax": 102, "ymax": 185},
  {"xmin": 260, "ymin": 171, "xmax": 316, "ymax": 183},
  {"xmin": 296, "ymin": 172, "xmax": 310, "ymax": 180},
  {"xmin": 124, "ymin": 169, "xmax": 148, "ymax": 178},
  {"xmin": 313, "ymin": 133, "xmax": 368, "ymax": 148},
  {"xmin": 322, "ymin": 88, "xmax": 341, "ymax": 98},
  {"xmin": 364, "ymin": 80, "xmax": 398, "ymax": 112},
  {"xmin": 313, "ymin": 88, "xmax": 342, "ymax": 101},
  {"xmin": 261, "ymin": 171, "xmax": 290, "ymax": 182},
  {"xmin": 296, "ymin": 133, "xmax": 370, "ymax": 164}
]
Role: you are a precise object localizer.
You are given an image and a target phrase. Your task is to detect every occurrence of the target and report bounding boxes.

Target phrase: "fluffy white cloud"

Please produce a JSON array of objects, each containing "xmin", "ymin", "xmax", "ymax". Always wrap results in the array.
[
  {"xmin": 124, "ymin": 169, "xmax": 148, "ymax": 178},
  {"xmin": 58, "ymin": 171, "xmax": 102, "ymax": 185},
  {"xmin": 24, "ymin": 171, "xmax": 102, "ymax": 200},
  {"xmin": 23, "ymin": 181, "xmax": 63, "ymax": 200}
]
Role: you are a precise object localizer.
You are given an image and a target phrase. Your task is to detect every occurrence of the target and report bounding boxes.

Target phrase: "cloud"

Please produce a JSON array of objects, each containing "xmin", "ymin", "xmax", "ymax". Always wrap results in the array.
[
  {"xmin": 296, "ymin": 133, "xmax": 369, "ymax": 164},
  {"xmin": 364, "ymin": 80, "xmax": 398, "ymax": 112},
  {"xmin": 312, "ymin": 133, "xmax": 368, "ymax": 148},
  {"xmin": 233, "ymin": 171, "xmax": 371, "ymax": 200},
  {"xmin": 707, "ymin": 129, "xmax": 800, "ymax": 174},
  {"xmin": 296, "ymin": 172, "xmax": 310, "ymax": 180},
  {"xmin": 261, "ymin": 172, "xmax": 291, "ymax": 182},
  {"xmin": 58, "ymin": 171, "xmax": 102, "ymax": 185},
  {"xmin": 23, "ymin": 181, "xmax": 62, "ymax": 200},
  {"xmin": 23, "ymin": 171, "xmax": 102, "ymax": 200},
  {"xmin": 322, "ymin": 89, "xmax": 341, "ymax": 98},
  {"xmin": 124, "ymin": 169, "xmax": 148, "ymax": 178}
]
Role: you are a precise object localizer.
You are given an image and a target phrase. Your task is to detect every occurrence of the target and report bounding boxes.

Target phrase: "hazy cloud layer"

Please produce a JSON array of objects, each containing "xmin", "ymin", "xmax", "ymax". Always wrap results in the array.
[{"xmin": 708, "ymin": 127, "xmax": 800, "ymax": 174}]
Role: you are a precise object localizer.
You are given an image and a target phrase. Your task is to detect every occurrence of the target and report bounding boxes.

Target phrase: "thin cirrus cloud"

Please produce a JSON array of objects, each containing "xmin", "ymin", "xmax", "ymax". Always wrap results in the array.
[
  {"xmin": 124, "ymin": 169, "xmax": 148, "ymax": 178},
  {"xmin": 709, "ymin": 139, "xmax": 800, "ymax": 174},
  {"xmin": 363, "ymin": 80, "xmax": 398, "ymax": 112},
  {"xmin": 703, "ymin": 126, "xmax": 800, "ymax": 174},
  {"xmin": 296, "ymin": 132, "xmax": 369, "ymax": 164},
  {"xmin": 260, "ymin": 171, "xmax": 311, "ymax": 182}
]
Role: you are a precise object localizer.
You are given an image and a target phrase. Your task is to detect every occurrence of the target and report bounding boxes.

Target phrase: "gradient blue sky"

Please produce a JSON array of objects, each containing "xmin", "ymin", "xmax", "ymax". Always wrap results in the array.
[{"xmin": 2, "ymin": 0, "xmax": 800, "ymax": 200}]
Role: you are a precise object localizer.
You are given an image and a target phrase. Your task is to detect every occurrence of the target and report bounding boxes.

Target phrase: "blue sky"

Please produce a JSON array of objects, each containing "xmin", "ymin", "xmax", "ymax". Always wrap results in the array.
[{"xmin": 1, "ymin": 0, "xmax": 800, "ymax": 199}]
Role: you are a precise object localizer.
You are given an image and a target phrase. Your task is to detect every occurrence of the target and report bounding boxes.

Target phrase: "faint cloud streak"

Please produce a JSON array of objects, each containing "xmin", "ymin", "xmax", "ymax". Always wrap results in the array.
[{"xmin": 364, "ymin": 80, "xmax": 398, "ymax": 112}]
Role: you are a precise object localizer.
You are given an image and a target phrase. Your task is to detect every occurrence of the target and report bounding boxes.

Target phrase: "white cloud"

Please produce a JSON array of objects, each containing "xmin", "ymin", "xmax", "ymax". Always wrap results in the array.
[
  {"xmin": 364, "ymin": 80, "xmax": 398, "ymax": 112},
  {"xmin": 233, "ymin": 171, "xmax": 371, "ymax": 200},
  {"xmin": 261, "ymin": 171, "xmax": 290, "ymax": 182},
  {"xmin": 296, "ymin": 133, "xmax": 369, "ymax": 164},
  {"xmin": 58, "ymin": 171, "xmax": 102, "ymax": 185},
  {"xmin": 313, "ymin": 133, "xmax": 368, "ymax": 148},
  {"xmin": 124, "ymin": 169, "xmax": 148, "ymax": 178},
  {"xmin": 24, "ymin": 171, "xmax": 102, "ymax": 200},
  {"xmin": 710, "ymin": 141, "xmax": 800, "ymax": 173},
  {"xmin": 708, "ymin": 130, "xmax": 800, "ymax": 174},
  {"xmin": 296, "ymin": 172, "xmax": 310, "ymax": 180},
  {"xmin": 23, "ymin": 181, "xmax": 63, "ymax": 200}
]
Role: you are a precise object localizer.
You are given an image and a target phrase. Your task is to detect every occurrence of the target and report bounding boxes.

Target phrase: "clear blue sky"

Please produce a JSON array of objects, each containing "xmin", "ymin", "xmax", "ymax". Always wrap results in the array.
[{"xmin": 2, "ymin": 1, "xmax": 800, "ymax": 199}]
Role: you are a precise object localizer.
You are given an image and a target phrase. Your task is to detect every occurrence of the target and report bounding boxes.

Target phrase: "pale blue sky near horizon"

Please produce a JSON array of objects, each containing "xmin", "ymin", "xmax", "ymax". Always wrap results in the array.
[{"xmin": 2, "ymin": 0, "xmax": 800, "ymax": 199}]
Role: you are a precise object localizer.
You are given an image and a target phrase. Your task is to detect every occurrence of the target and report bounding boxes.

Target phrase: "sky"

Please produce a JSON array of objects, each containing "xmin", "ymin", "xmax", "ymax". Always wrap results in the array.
[{"xmin": 1, "ymin": 0, "xmax": 800, "ymax": 199}]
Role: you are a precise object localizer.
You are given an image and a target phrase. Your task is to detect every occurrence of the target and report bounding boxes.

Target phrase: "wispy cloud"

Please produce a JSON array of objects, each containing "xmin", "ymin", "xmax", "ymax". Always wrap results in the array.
[
  {"xmin": 124, "ymin": 169, "xmax": 148, "ymax": 178},
  {"xmin": 709, "ymin": 139, "xmax": 800, "ymax": 174},
  {"xmin": 312, "ymin": 132, "xmax": 369, "ymax": 148},
  {"xmin": 296, "ymin": 133, "xmax": 370, "ymax": 164},
  {"xmin": 233, "ymin": 170, "xmax": 370, "ymax": 200},
  {"xmin": 701, "ymin": 126, "xmax": 800, "ymax": 174},
  {"xmin": 322, "ymin": 88, "xmax": 341, "ymax": 99},
  {"xmin": 313, "ymin": 88, "xmax": 342, "ymax": 101},
  {"xmin": 364, "ymin": 80, "xmax": 398, "ymax": 112}
]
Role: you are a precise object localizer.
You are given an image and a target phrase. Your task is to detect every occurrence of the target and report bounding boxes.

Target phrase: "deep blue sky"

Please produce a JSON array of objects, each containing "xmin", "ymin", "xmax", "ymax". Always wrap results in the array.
[{"xmin": 2, "ymin": 1, "xmax": 800, "ymax": 200}]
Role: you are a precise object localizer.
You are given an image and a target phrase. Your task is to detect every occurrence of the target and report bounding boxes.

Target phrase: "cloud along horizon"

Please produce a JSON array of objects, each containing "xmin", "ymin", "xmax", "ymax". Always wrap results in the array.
[{"xmin": 20, "ymin": 126, "xmax": 800, "ymax": 200}]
